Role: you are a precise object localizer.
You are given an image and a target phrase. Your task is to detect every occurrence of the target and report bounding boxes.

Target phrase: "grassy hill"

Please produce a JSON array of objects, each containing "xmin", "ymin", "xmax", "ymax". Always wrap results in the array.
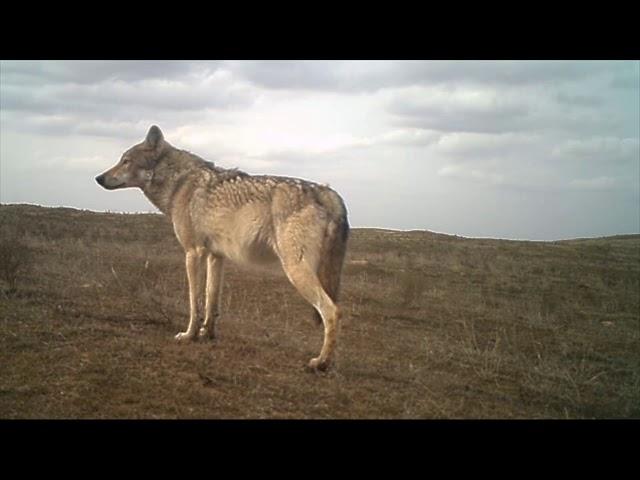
[{"xmin": 1, "ymin": 203, "xmax": 638, "ymax": 418}]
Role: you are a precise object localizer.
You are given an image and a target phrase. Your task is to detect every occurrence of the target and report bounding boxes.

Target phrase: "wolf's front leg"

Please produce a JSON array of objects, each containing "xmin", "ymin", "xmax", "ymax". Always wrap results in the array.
[
  {"xmin": 198, "ymin": 254, "xmax": 224, "ymax": 340},
  {"xmin": 175, "ymin": 249, "xmax": 206, "ymax": 342}
]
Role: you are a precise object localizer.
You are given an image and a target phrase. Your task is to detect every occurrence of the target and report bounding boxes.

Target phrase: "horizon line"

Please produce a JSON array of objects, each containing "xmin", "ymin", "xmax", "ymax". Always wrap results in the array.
[{"xmin": 3, "ymin": 201, "xmax": 639, "ymax": 244}]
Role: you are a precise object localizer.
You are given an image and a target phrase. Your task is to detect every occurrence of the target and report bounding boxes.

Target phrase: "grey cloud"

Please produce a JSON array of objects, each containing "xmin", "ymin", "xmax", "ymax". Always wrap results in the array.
[
  {"xmin": 1, "ymin": 110, "xmax": 178, "ymax": 143},
  {"xmin": 395, "ymin": 109, "xmax": 530, "ymax": 134},
  {"xmin": 386, "ymin": 87, "xmax": 629, "ymax": 137},
  {"xmin": 0, "ymin": 62, "xmax": 257, "ymax": 139},
  {"xmin": 430, "ymin": 126, "xmax": 637, "ymax": 195},
  {"xmin": 568, "ymin": 176, "xmax": 618, "ymax": 190},
  {"xmin": 555, "ymin": 91, "xmax": 603, "ymax": 107},
  {"xmin": 377, "ymin": 61, "xmax": 618, "ymax": 91},
  {"xmin": 226, "ymin": 60, "xmax": 626, "ymax": 93},
  {"xmin": 390, "ymin": 100, "xmax": 530, "ymax": 134},
  {"xmin": 2, "ymin": 76, "xmax": 253, "ymax": 115},
  {"xmin": 437, "ymin": 164, "xmax": 506, "ymax": 186},
  {"xmin": 434, "ymin": 132, "xmax": 540, "ymax": 159},
  {"xmin": 375, "ymin": 129, "xmax": 441, "ymax": 147},
  {"xmin": 552, "ymin": 137, "xmax": 640, "ymax": 165},
  {"xmin": 609, "ymin": 62, "xmax": 639, "ymax": 89},
  {"xmin": 1, "ymin": 111, "xmax": 82, "ymax": 137},
  {"xmin": 1, "ymin": 60, "xmax": 208, "ymax": 86},
  {"xmin": 1, "ymin": 110, "xmax": 143, "ymax": 140},
  {"xmin": 232, "ymin": 147, "xmax": 381, "ymax": 184},
  {"xmin": 611, "ymin": 75, "xmax": 639, "ymax": 89},
  {"xmin": 226, "ymin": 61, "xmax": 340, "ymax": 91}
]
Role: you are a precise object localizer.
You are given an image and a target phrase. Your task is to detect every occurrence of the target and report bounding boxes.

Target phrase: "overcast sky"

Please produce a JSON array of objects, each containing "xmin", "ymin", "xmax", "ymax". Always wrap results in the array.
[{"xmin": 1, "ymin": 60, "xmax": 638, "ymax": 240}]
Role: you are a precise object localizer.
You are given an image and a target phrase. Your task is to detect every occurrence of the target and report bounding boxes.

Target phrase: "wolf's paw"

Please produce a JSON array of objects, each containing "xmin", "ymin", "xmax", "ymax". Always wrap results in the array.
[
  {"xmin": 307, "ymin": 357, "xmax": 330, "ymax": 372},
  {"xmin": 197, "ymin": 327, "xmax": 215, "ymax": 340},
  {"xmin": 174, "ymin": 331, "xmax": 196, "ymax": 342}
]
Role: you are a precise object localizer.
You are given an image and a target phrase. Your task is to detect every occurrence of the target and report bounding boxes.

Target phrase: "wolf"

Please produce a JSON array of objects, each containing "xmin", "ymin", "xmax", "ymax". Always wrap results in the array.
[{"xmin": 95, "ymin": 126, "xmax": 349, "ymax": 371}]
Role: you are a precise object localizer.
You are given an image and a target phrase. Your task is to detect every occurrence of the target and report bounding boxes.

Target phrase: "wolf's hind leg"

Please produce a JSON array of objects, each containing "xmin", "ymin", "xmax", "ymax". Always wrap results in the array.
[
  {"xmin": 280, "ymin": 258, "xmax": 340, "ymax": 371},
  {"xmin": 175, "ymin": 249, "xmax": 206, "ymax": 342},
  {"xmin": 314, "ymin": 219, "xmax": 348, "ymax": 326},
  {"xmin": 198, "ymin": 254, "xmax": 224, "ymax": 340}
]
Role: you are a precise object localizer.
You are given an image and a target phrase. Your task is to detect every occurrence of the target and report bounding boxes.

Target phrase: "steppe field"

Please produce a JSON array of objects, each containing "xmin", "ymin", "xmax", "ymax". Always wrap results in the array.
[{"xmin": 1, "ymin": 204, "xmax": 638, "ymax": 419}]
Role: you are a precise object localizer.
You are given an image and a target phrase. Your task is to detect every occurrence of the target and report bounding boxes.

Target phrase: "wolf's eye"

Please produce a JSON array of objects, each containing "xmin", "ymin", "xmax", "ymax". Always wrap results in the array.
[{"xmin": 123, "ymin": 159, "xmax": 130, "ymax": 165}]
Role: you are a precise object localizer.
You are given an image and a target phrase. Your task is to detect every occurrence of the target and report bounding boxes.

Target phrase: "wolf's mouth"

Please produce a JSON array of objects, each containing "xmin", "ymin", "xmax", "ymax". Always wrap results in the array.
[{"xmin": 104, "ymin": 182, "xmax": 126, "ymax": 190}]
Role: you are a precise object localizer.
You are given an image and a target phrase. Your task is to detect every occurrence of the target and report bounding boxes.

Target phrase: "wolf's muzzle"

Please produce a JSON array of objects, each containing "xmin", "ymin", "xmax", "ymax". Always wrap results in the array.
[{"xmin": 95, "ymin": 174, "xmax": 106, "ymax": 187}]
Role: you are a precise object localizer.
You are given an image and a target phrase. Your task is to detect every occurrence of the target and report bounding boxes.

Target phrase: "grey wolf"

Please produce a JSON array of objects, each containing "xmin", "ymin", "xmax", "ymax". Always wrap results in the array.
[{"xmin": 95, "ymin": 126, "xmax": 349, "ymax": 371}]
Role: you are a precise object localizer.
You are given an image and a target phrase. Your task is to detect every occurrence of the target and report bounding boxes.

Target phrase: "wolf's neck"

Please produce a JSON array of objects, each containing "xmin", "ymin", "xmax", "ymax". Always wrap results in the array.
[
  {"xmin": 140, "ymin": 149, "xmax": 214, "ymax": 218},
  {"xmin": 141, "ymin": 182, "xmax": 173, "ymax": 216},
  {"xmin": 141, "ymin": 151, "xmax": 189, "ymax": 216}
]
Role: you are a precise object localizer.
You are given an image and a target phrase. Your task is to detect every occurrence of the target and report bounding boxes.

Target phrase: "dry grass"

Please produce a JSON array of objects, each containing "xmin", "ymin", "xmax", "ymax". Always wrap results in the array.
[{"xmin": 1, "ymin": 204, "xmax": 638, "ymax": 418}]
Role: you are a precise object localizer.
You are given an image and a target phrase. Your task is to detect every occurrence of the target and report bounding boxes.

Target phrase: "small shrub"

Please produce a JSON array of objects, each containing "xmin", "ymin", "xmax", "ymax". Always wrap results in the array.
[
  {"xmin": 0, "ymin": 238, "xmax": 33, "ymax": 293},
  {"xmin": 400, "ymin": 269, "xmax": 426, "ymax": 307}
]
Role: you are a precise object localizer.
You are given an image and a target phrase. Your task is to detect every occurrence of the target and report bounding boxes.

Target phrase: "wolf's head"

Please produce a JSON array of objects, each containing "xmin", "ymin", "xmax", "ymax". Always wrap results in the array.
[{"xmin": 95, "ymin": 125, "xmax": 167, "ymax": 190}]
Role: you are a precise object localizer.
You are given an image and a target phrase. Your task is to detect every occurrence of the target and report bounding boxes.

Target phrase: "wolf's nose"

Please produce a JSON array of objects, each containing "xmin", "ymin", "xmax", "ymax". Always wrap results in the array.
[{"xmin": 95, "ymin": 174, "xmax": 105, "ymax": 186}]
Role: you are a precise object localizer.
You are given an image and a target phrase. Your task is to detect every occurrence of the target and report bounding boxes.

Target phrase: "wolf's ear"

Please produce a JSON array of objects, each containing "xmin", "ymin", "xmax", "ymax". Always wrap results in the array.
[{"xmin": 145, "ymin": 125, "xmax": 164, "ymax": 149}]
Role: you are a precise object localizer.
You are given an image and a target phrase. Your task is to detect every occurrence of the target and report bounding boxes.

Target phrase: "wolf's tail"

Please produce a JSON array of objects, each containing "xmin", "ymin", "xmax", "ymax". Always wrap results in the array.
[{"xmin": 313, "ymin": 215, "xmax": 349, "ymax": 325}]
